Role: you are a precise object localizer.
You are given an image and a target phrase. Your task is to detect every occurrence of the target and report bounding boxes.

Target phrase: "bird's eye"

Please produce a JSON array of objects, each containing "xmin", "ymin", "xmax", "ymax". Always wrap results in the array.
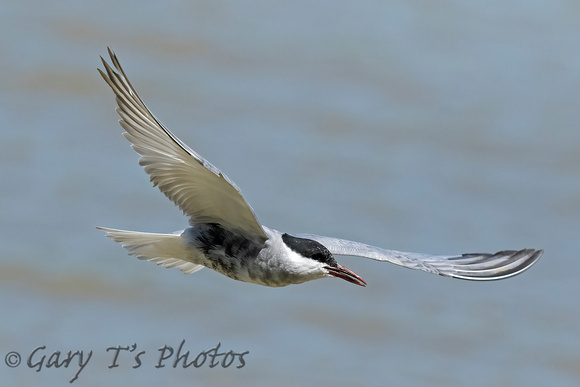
[{"xmin": 311, "ymin": 253, "xmax": 326, "ymax": 262}]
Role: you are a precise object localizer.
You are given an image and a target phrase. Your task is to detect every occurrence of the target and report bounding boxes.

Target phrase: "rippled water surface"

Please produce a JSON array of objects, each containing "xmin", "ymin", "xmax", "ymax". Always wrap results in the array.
[{"xmin": 1, "ymin": 1, "xmax": 580, "ymax": 386}]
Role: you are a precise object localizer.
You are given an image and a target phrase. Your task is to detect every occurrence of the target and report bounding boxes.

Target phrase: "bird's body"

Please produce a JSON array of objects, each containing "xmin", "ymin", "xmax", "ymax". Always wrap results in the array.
[
  {"xmin": 97, "ymin": 48, "xmax": 542, "ymax": 287},
  {"xmin": 184, "ymin": 224, "xmax": 331, "ymax": 287},
  {"xmin": 99, "ymin": 224, "xmax": 359, "ymax": 287}
]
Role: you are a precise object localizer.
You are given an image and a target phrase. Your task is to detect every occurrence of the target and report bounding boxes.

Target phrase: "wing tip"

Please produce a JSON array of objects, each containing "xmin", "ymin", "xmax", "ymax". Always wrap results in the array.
[{"xmin": 446, "ymin": 248, "xmax": 543, "ymax": 281}]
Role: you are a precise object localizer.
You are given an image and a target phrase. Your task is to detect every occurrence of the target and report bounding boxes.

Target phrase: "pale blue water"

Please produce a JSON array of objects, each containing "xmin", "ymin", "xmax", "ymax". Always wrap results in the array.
[{"xmin": 1, "ymin": 1, "xmax": 580, "ymax": 386}]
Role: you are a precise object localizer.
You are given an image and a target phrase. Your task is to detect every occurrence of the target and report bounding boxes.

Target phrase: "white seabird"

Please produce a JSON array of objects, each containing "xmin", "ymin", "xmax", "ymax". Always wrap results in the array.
[{"xmin": 97, "ymin": 48, "xmax": 542, "ymax": 287}]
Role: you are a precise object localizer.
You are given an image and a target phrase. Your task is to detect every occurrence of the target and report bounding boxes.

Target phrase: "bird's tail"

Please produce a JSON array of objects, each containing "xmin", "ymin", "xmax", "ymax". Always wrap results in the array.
[{"xmin": 96, "ymin": 226, "xmax": 204, "ymax": 275}]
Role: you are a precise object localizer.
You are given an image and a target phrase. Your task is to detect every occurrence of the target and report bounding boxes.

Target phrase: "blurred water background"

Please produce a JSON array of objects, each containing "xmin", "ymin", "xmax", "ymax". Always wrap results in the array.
[{"xmin": 1, "ymin": 1, "xmax": 579, "ymax": 386}]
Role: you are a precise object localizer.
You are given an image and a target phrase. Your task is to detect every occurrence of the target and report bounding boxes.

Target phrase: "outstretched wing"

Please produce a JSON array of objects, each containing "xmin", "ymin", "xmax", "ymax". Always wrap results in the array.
[
  {"xmin": 292, "ymin": 234, "xmax": 542, "ymax": 280},
  {"xmin": 99, "ymin": 48, "xmax": 267, "ymax": 243}
]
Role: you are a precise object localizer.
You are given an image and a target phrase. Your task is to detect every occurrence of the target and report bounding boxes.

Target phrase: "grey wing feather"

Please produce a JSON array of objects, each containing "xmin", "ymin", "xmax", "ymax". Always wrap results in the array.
[
  {"xmin": 99, "ymin": 48, "xmax": 267, "ymax": 243},
  {"xmin": 293, "ymin": 234, "xmax": 542, "ymax": 281}
]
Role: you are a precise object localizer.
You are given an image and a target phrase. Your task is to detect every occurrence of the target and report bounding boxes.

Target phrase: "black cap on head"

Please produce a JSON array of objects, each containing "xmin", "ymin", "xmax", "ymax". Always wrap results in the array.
[{"xmin": 282, "ymin": 233, "xmax": 337, "ymax": 267}]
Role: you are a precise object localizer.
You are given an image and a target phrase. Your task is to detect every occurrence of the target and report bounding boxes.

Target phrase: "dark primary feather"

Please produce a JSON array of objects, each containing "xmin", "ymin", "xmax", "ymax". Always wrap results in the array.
[{"xmin": 430, "ymin": 249, "xmax": 543, "ymax": 280}]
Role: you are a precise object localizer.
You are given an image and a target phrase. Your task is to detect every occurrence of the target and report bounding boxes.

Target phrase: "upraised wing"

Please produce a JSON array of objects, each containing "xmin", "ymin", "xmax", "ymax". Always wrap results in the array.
[
  {"xmin": 99, "ymin": 48, "xmax": 267, "ymax": 243},
  {"xmin": 293, "ymin": 233, "xmax": 542, "ymax": 280}
]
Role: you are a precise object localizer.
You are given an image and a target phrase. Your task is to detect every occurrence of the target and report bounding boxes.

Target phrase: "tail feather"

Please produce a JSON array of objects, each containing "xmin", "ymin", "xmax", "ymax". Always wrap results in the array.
[{"xmin": 96, "ymin": 227, "xmax": 204, "ymax": 275}]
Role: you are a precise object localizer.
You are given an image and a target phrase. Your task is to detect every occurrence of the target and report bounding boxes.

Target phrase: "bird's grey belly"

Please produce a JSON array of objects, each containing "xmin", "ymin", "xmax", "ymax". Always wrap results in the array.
[{"xmin": 182, "ymin": 224, "xmax": 298, "ymax": 287}]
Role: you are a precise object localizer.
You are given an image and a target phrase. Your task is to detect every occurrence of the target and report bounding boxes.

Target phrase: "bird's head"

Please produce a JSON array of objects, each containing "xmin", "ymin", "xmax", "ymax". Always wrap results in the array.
[{"xmin": 282, "ymin": 234, "xmax": 366, "ymax": 286}]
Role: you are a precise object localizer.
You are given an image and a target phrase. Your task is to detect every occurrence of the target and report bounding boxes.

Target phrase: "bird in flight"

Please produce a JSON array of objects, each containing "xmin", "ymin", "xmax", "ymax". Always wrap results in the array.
[{"xmin": 97, "ymin": 48, "xmax": 542, "ymax": 287}]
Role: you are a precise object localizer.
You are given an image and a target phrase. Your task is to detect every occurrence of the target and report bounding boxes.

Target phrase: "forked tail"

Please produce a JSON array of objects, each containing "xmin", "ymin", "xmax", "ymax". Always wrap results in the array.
[{"xmin": 96, "ymin": 227, "xmax": 203, "ymax": 275}]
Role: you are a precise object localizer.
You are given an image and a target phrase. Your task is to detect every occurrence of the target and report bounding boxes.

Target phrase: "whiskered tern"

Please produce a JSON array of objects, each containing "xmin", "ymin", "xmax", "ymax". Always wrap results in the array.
[{"xmin": 97, "ymin": 48, "xmax": 542, "ymax": 287}]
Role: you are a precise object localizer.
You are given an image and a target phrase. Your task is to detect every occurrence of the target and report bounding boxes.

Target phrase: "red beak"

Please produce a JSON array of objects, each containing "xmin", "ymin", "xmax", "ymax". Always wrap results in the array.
[{"xmin": 325, "ymin": 264, "xmax": 366, "ymax": 287}]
